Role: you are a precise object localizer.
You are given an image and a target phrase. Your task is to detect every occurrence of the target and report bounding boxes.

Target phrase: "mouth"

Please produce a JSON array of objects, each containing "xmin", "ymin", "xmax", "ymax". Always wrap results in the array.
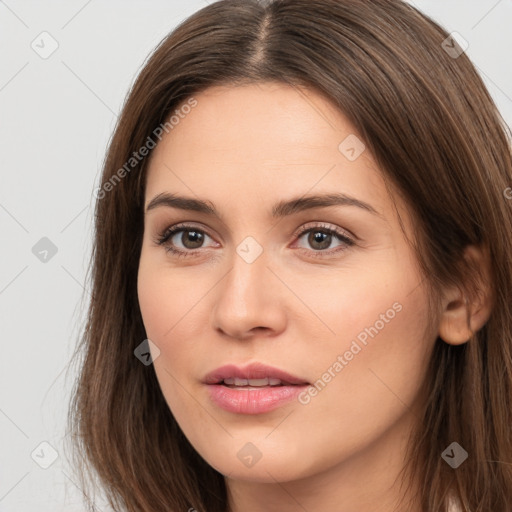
[
  {"xmin": 219, "ymin": 377, "xmax": 302, "ymax": 388},
  {"xmin": 203, "ymin": 362, "xmax": 310, "ymax": 387},
  {"xmin": 203, "ymin": 363, "xmax": 310, "ymax": 414}
]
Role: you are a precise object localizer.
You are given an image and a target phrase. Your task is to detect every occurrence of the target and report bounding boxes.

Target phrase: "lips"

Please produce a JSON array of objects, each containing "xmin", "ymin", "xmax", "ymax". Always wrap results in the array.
[
  {"xmin": 203, "ymin": 362, "xmax": 310, "ymax": 386},
  {"xmin": 203, "ymin": 362, "xmax": 310, "ymax": 414}
]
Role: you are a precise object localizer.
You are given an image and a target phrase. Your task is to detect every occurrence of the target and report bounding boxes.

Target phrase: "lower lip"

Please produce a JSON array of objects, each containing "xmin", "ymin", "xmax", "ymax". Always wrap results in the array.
[{"xmin": 206, "ymin": 384, "xmax": 308, "ymax": 414}]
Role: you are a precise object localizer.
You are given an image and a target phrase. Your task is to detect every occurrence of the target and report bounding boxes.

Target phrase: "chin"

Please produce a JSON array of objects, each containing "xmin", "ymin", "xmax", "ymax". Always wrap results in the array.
[{"xmin": 197, "ymin": 440, "xmax": 316, "ymax": 484}]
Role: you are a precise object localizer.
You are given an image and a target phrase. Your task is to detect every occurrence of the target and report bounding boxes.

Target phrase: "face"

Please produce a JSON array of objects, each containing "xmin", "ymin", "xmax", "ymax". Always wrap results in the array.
[{"xmin": 137, "ymin": 82, "xmax": 436, "ymax": 484}]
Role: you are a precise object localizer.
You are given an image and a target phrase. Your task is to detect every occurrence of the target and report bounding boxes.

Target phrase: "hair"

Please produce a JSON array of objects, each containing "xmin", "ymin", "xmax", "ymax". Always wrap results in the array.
[{"xmin": 66, "ymin": 0, "xmax": 512, "ymax": 511}]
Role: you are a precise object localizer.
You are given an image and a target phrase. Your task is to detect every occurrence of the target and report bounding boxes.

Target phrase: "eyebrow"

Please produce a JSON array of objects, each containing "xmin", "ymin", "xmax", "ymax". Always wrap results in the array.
[{"xmin": 145, "ymin": 192, "xmax": 383, "ymax": 219}]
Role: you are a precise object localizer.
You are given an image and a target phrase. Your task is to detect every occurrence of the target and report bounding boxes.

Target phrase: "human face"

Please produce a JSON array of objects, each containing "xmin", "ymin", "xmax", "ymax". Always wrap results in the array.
[{"xmin": 137, "ymin": 82, "xmax": 435, "ymax": 490}]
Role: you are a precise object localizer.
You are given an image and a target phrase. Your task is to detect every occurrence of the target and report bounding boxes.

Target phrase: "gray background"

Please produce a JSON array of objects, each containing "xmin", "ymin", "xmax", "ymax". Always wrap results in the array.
[{"xmin": 1, "ymin": 1, "xmax": 511, "ymax": 510}]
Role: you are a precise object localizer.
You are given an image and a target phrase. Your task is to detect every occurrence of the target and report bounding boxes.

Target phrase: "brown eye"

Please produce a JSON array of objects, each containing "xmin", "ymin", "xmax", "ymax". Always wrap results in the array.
[
  {"xmin": 306, "ymin": 230, "xmax": 332, "ymax": 251},
  {"xmin": 296, "ymin": 225, "xmax": 354, "ymax": 255},
  {"xmin": 176, "ymin": 229, "xmax": 205, "ymax": 249},
  {"xmin": 156, "ymin": 223, "xmax": 217, "ymax": 258}
]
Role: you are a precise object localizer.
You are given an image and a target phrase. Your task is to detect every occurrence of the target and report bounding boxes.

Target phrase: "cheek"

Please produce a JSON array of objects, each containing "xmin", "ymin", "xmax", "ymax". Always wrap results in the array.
[
  {"xmin": 303, "ymin": 277, "xmax": 433, "ymax": 430},
  {"xmin": 137, "ymin": 258, "xmax": 207, "ymax": 430},
  {"xmin": 137, "ymin": 251, "xmax": 202, "ymax": 341},
  {"xmin": 280, "ymin": 258, "xmax": 422, "ymax": 370},
  {"xmin": 137, "ymin": 245, "xmax": 175, "ymax": 338},
  {"xmin": 297, "ymin": 249, "xmax": 433, "ymax": 420},
  {"xmin": 137, "ymin": 253, "xmax": 209, "ymax": 387}
]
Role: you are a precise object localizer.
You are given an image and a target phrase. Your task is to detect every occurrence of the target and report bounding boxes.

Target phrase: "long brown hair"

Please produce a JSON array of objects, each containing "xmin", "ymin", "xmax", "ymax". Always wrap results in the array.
[{"xmin": 67, "ymin": 0, "xmax": 512, "ymax": 510}]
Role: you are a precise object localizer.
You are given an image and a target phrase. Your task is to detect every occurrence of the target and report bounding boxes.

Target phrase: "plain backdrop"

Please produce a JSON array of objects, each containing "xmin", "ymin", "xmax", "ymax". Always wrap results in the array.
[{"xmin": 1, "ymin": 1, "xmax": 511, "ymax": 510}]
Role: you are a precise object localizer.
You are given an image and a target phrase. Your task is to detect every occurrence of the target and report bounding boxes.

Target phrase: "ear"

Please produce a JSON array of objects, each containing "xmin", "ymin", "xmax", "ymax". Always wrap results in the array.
[{"xmin": 438, "ymin": 245, "xmax": 493, "ymax": 345}]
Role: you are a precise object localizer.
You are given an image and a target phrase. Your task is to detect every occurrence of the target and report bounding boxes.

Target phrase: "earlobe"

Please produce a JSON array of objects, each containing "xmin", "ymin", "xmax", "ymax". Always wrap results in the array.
[
  {"xmin": 437, "ymin": 245, "xmax": 493, "ymax": 346},
  {"xmin": 438, "ymin": 293, "xmax": 474, "ymax": 345}
]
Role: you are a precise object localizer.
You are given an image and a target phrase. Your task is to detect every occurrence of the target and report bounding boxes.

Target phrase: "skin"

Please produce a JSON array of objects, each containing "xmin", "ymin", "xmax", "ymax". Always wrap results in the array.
[{"xmin": 137, "ymin": 82, "xmax": 491, "ymax": 512}]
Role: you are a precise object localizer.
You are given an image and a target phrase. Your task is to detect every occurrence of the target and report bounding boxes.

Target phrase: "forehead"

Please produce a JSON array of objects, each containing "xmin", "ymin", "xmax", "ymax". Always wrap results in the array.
[
  {"xmin": 163, "ymin": 82, "xmax": 355, "ymax": 159},
  {"xmin": 144, "ymin": 82, "xmax": 403, "ymax": 228}
]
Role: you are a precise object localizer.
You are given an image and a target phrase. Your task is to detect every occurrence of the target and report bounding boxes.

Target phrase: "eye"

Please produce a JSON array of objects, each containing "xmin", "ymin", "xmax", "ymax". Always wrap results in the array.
[
  {"xmin": 294, "ymin": 223, "xmax": 355, "ymax": 257},
  {"xmin": 155, "ymin": 223, "xmax": 217, "ymax": 258}
]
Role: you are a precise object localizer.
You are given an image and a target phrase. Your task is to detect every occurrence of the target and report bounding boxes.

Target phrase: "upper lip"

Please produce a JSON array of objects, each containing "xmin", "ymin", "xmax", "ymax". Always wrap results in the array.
[{"xmin": 204, "ymin": 362, "xmax": 310, "ymax": 385}]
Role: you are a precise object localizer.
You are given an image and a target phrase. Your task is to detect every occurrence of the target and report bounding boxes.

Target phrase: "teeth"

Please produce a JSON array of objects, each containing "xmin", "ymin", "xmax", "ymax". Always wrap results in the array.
[
  {"xmin": 247, "ymin": 378, "xmax": 270, "ymax": 386},
  {"xmin": 222, "ymin": 377, "xmax": 283, "ymax": 386}
]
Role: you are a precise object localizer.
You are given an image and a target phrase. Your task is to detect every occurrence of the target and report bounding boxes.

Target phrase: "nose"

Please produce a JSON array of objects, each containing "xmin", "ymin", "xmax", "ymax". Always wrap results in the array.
[{"xmin": 211, "ymin": 245, "xmax": 288, "ymax": 341}]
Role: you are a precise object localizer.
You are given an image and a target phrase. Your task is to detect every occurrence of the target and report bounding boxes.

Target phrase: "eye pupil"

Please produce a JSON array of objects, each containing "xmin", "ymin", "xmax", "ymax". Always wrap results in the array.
[
  {"xmin": 309, "ymin": 231, "xmax": 331, "ymax": 250},
  {"xmin": 182, "ymin": 230, "xmax": 204, "ymax": 249}
]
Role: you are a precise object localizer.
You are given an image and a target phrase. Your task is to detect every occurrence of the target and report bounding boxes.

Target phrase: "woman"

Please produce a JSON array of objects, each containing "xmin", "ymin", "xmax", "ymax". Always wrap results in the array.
[{"xmin": 68, "ymin": 0, "xmax": 512, "ymax": 511}]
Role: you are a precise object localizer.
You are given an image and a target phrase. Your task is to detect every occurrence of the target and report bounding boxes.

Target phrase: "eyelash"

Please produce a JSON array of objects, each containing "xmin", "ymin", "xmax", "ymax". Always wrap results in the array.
[{"xmin": 154, "ymin": 222, "xmax": 356, "ymax": 259}]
